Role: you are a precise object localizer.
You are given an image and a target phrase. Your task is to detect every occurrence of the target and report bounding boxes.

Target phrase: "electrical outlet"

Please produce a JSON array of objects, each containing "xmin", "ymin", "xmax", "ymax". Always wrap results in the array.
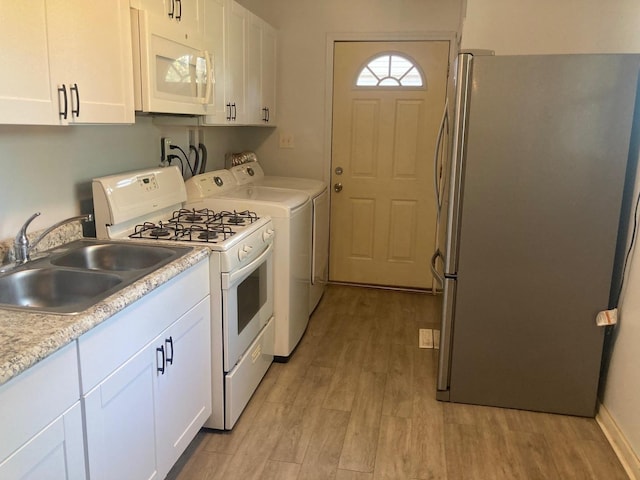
[
  {"xmin": 279, "ymin": 133, "xmax": 295, "ymax": 149},
  {"xmin": 419, "ymin": 329, "xmax": 434, "ymax": 349},
  {"xmin": 161, "ymin": 137, "xmax": 172, "ymax": 164}
]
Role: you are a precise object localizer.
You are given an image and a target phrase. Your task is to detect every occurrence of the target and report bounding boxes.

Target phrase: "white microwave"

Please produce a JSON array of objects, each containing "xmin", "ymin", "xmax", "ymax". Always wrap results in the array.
[{"xmin": 131, "ymin": 8, "xmax": 212, "ymax": 115}]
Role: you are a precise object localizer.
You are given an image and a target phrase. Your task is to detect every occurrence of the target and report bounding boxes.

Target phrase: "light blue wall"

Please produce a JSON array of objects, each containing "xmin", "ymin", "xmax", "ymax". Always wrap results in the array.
[{"xmin": 0, "ymin": 117, "xmax": 246, "ymax": 239}]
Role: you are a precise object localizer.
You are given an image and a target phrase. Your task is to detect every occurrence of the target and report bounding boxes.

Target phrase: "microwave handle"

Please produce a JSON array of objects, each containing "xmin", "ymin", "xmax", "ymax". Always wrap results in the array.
[{"xmin": 204, "ymin": 50, "xmax": 213, "ymax": 105}]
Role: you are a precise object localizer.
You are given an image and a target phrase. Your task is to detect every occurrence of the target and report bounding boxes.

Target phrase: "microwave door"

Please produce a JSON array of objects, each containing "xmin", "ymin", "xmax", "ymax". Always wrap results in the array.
[{"xmin": 135, "ymin": 9, "xmax": 209, "ymax": 115}]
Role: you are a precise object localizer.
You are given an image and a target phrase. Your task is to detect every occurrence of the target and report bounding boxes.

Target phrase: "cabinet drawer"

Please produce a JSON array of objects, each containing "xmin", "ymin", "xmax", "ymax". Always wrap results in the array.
[
  {"xmin": 0, "ymin": 342, "xmax": 79, "ymax": 461},
  {"xmin": 78, "ymin": 259, "xmax": 209, "ymax": 393}
]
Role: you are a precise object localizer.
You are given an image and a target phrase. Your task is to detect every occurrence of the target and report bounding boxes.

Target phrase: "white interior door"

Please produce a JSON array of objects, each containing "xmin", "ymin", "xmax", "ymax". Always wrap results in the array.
[{"xmin": 329, "ymin": 41, "xmax": 449, "ymax": 289}]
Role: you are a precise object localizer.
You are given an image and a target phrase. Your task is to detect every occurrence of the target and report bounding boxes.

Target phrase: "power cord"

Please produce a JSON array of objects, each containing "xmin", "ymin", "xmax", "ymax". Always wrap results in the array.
[
  {"xmin": 170, "ymin": 144, "xmax": 196, "ymax": 177},
  {"xmin": 189, "ymin": 145, "xmax": 201, "ymax": 175},
  {"xmin": 198, "ymin": 143, "xmax": 207, "ymax": 173},
  {"xmin": 616, "ymin": 187, "xmax": 640, "ymax": 306},
  {"xmin": 166, "ymin": 154, "xmax": 185, "ymax": 177}
]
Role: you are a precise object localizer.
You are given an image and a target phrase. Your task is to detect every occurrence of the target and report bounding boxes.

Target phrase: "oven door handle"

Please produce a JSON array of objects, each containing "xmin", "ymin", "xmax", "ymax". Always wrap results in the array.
[{"xmin": 222, "ymin": 242, "xmax": 273, "ymax": 289}]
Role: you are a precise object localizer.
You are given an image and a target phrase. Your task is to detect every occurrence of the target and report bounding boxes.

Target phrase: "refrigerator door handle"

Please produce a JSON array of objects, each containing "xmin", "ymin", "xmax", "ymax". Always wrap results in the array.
[
  {"xmin": 433, "ymin": 99, "xmax": 449, "ymax": 217},
  {"xmin": 430, "ymin": 249, "xmax": 444, "ymax": 290},
  {"xmin": 443, "ymin": 53, "xmax": 474, "ymax": 276}
]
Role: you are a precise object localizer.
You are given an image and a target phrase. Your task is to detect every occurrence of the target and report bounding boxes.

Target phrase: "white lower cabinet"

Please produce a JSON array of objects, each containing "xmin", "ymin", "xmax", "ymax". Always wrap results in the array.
[
  {"xmin": 79, "ymin": 259, "xmax": 211, "ymax": 480},
  {"xmin": 0, "ymin": 404, "xmax": 85, "ymax": 480},
  {"xmin": 0, "ymin": 342, "xmax": 85, "ymax": 480},
  {"xmin": 155, "ymin": 299, "xmax": 212, "ymax": 476},
  {"xmin": 83, "ymin": 341, "xmax": 160, "ymax": 480},
  {"xmin": 83, "ymin": 296, "xmax": 211, "ymax": 480}
]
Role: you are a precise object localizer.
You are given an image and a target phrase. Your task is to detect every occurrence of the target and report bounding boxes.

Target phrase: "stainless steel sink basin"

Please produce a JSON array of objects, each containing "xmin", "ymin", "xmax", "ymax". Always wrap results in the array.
[
  {"xmin": 51, "ymin": 243, "xmax": 177, "ymax": 271},
  {"xmin": 0, "ymin": 268, "xmax": 122, "ymax": 313},
  {"xmin": 0, "ymin": 239, "xmax": 193, "ymax": 315}
]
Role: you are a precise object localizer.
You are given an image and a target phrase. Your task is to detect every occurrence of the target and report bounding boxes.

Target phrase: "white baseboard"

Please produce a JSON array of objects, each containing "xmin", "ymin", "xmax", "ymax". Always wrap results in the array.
[{"xmin": 597, "ymin": 402, "xmax": 640, "ymax": 480}]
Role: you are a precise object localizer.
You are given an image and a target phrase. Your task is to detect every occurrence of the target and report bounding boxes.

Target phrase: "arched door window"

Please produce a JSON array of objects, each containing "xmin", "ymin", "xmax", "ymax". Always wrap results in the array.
[{"xmin": 355, "ymin": 53, "xmax": 425, "ymax": 87}]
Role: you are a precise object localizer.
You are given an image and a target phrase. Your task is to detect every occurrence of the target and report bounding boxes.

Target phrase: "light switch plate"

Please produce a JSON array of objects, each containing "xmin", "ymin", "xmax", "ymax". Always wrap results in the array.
[{"xmin": 279, "ymin": 133, "xmax": 295, "ymax": 149}]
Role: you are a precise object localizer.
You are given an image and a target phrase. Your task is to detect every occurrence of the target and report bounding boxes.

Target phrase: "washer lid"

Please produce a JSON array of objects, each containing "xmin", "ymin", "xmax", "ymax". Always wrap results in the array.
[
  {"xmin": 259, "ymin": 176, "xmax": 327, "ymax": 197},
  {"xmin": 220, "ymin": 186, "xmax": 310, "ymax": 208}
]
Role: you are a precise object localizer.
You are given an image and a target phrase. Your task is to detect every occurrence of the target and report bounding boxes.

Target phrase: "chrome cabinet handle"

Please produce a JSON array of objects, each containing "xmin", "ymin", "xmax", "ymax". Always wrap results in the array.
[
  {"xmin": 168, "ymin": 0, "xmax": 174, "ymax": 18},
  {"xmin": 334, "ymin": 183, "xmax": 343, "ymax": 193},
  {"xmin": 175, "ymin": 0, "xmax": 182, "ymax": 20}
]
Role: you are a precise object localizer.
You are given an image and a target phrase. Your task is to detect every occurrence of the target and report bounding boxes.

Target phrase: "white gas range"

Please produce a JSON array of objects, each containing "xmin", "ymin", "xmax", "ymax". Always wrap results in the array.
[{"xmin": 92, "ymin": 166, "xmax": 275, "ymax": 430}]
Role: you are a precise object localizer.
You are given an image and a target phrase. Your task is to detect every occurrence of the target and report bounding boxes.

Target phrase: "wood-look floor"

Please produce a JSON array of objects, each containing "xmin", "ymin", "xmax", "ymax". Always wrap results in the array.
[{"xmin": 166, "ymin": 284, "xmax": 628, "ymax": 480}]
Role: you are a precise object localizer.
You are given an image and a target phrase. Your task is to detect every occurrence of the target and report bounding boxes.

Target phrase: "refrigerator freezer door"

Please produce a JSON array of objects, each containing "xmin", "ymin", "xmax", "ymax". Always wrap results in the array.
[{"xmin": 448, "ymin": 54, "xmax": 639, "ymax": 416}]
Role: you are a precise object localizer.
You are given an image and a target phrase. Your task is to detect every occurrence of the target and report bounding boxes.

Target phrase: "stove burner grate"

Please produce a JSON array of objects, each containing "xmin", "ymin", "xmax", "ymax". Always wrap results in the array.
[
  {"xmin": 220, "ymin": 210, "xmax": 258, "ymax": 226},
  {"xmin": 129, "ymin": 209, "xmax": 257, "ymax": 243},
  {"xmin": 169, "ymin": 208, "xmax": 217, "ymax": 224}
]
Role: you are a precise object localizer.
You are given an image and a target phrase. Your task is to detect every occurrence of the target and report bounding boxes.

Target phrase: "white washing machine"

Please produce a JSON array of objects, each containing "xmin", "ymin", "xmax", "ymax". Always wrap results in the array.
[
  {"xmin": 185, "ymin": 169, "xmax": 312, "ymax": 359},
  {"xmin": 228, "ymin": 160, "xmax": 329, "ymax": 314}
]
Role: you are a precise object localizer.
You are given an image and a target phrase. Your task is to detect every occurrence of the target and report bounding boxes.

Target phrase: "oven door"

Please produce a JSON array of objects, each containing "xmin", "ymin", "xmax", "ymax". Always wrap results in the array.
[{"xmin": 222, "ymin": 243, "xmax": 274, "ymax": 372}]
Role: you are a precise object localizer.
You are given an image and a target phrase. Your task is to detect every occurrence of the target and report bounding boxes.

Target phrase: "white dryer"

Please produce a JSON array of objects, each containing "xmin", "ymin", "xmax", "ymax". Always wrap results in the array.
[
  {"xmin": 185, "ymin": 169, "xmax": 312, "ymax": 360},
  {"xmin": 228, "ymin": 160, "xmax": 329, "ymax": 314}
]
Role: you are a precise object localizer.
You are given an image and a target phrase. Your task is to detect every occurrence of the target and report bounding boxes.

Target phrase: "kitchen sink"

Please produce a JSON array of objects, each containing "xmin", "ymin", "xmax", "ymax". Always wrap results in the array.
[
  {"xmin": 0, "ymin": 239, "xmax": 193, "ymax": 315},
  {"xmin": 0, "ymin": 268, "xmax": 122, "ymax": 313},
  {"xmin": 51, "ymin": 243, "xmax": 178, "ymax": 271}
]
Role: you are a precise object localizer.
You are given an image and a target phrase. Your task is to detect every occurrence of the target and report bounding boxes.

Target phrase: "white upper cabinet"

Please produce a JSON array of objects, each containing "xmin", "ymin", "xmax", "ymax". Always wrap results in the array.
[
  {"xmin": 224, "ymin": 0, "xmax": 249, "ymax": 123},
  {"xmin": 202, "ymin": 0, "xmax": 227, "ymax": 122},
  {"xmin": 261, "ymin": 20, "xmax": 277, "ymax": 125},
  {"xmin": 0, "ymin": 0, "xmax": 134, "ymax": 125},
  {"xmin": 139, "ymin": 0, "xmax": 204, "ymax": 37},
  {"xmin": 0, "ymin": 2, "xmax": 56, "ymax": 125},
  {"xmin": 247, "ymin": 12, "xmax": 277, "ymax": 125},
  {"xmin": 203, "ymin": 0, "xmax": 277, "ymax": 126}
]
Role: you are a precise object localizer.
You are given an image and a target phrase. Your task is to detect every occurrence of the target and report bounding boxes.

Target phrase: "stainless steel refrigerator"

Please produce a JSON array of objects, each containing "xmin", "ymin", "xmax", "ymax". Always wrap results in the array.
[{"xmin": 432, "ymin": 52, "xmax": 640, "ymax": 417}]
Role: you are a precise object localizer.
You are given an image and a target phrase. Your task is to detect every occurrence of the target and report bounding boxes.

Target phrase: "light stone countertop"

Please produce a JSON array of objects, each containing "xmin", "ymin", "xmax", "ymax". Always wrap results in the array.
[{"xmin": 0, "ymin": 224, "xmax": 210, "ymax": 387}]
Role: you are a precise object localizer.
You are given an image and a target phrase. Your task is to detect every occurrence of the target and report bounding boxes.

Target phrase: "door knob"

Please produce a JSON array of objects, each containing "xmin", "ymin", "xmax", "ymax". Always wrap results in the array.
[{"xmin": 334, "ymin": 183, "xmax": 343, "ymax": 193}]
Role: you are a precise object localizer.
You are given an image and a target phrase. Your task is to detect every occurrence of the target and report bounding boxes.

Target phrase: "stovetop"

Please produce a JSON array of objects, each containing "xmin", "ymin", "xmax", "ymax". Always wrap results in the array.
[{"xmin": 128, "ymin": 208, "xmax": 264, "ymax": 247}]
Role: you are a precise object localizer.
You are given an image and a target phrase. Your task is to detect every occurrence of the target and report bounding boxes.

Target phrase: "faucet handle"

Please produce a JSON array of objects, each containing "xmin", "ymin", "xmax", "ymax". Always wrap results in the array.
[
  {"xmin": 16, "ymin": 212, "xmax": 41, "ymax": 243},
  {"xmin": 13, "ymin": 212, "xmax": 41, "ymax": 264}
]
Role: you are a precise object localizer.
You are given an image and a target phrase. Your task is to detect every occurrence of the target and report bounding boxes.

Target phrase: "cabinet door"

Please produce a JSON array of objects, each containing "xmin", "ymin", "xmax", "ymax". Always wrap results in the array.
[
  {"xmin": 261, "ymin": 21, "xmax": 277, "ymax": 125},
  {"xmin": 177, "ymin": 0, "xmax": 205, "ymax": 35},
  {"xmin": 140, "ymin": 0, "xmax": 204, "ymax": 35},
  {"xmin": 0, "ymin": 1, "xmax": 57, "ymax": 124},
  {"xmin": 203, "ymin": 0, "xmax": 227, "ymax": 123},
  {"xmin": 155, "ymin": 297, "xmax": 211, "ymax": 477},
  {"xmin": 83, "ymin": 344, "xmax": 160, "ymax": 480},
  {"xmin": 47, "ymin": 0, "xmax": 134, "ymax": 124},
  {"xmin": 225, "ymin": 0, "xmax": 247, "ymax": 123},
  {"xmin": 246, "ymin": 12, "xmax": 262, "ymax": 125},
  {"xmin": 0, "ymin": 403, "xmax": 85, "ymax": 480}
]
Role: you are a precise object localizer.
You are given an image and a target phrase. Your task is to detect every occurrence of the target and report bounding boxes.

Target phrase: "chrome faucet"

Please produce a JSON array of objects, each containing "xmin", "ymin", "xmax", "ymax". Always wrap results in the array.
[{"xmin": 12, "ymin": 212, "xmax": 93, "ymax": 264}]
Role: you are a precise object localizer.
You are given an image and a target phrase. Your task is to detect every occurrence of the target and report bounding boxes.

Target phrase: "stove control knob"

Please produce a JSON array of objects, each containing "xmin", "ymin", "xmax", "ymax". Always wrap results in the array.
[
  {"xmin": 238, "ymin": 245, "xmax": 253, "ymax": 260},
  {"xmin": 262, "ymin": 228, "xmax": 274, "ymax": 242}
]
